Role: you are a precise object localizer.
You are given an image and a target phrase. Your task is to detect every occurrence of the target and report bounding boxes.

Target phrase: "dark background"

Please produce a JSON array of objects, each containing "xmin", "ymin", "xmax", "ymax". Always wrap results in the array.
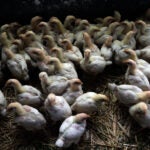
[{"xmin": 0, "ymin": 0, "xmax": 150, "ymax": 24}]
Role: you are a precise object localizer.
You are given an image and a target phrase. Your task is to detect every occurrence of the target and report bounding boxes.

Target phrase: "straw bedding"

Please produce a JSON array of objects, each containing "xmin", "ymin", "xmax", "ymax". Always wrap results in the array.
[{"xmin": 0, "ymin": 66, "xmax": 150, "ymax": 150}]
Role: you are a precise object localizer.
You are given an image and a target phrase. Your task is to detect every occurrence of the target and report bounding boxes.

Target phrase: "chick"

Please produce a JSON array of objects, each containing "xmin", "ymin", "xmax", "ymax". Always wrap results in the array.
[
  {"xmin": 64, "ymin": 15, "xmax": 76, "ymax": 31},
  {"xmin": 49, "ymin": 17, "xmax": 74, "ymax": 44},
  {"xmin": 91, "ymin": 26, "xmax": 107, "ymax": 42},
  {"xmin": 71, "ymin": 92, "xmax": 108, "ymax": 114},
  {"xmin": 51, "ymin": 47, "xmax": 76, "ymax": 71},
  {"xmin": 88, "ymin": 26, "xmax": 100, "ymax": 39},
  {"xmin": 0, "ymin": 32, "xmax": 12, "ymax": 49},
  {"xmin": 108, "ymin": 83, "xmax": 150, "ymax": 106},
  {"xmin": 74, "ymin": 20, "xmax": 90, "ymax": 49},
  {"xmin": 9, "ymin": 22, "xmax": 21, "ymax": 38},
  {"xmin": 113, "ymin": 30, "xmax": 136, "ymax": 51},
  {"xmin": 101, "ymin": 11, "xmax": 121, "ymax": 26},
  {"xmin": 124, "ymin": 59, "xmax": 150, "ymax": 91},
  {"xmin": 112, "ymin": 21, "xmax": 128, "ymax": 40},
  {"xmin": 42, "ymin": 35, "xmax": 59, "ymax": 55},
  {"xmin": 0, "ymin": 33, "xmax": 19, "ymax": 56},
  {"xmin": 49, "ymin": 17, "xmax": 65, "ymax": 35},
  {"xmin": 114, "ymin": 21, "xmax": 135, "ymax": 40},
  {"xmin": 38, "ymin": 21, "xmax": 52, "ymax": 37},
  {"xmin": 26, "ymin": 47, "xmax": 47, "ymax": 62},
  {"xmin": 136, "ymin": 46, "xmax": 150, "ymax": 63},
  {"xmin": 51, "ymin": 47, "xmax": 70, "ymax": 64},
  {"xmin": 135, "ymin": 20, "xmax": 150, "ymax": 48},
  {"xmin": 12, "ymin": 39, "xmax": 31, "ymax": 64},
  {"xmin": 94, "ymin": 22, "xmax": 119, "ymax": 47},
  {"xmin": 123, "ymin": 49, "xmax": 150, "ymax": 79},
  {"xmin": 74, "ymin": 19, "xmax": 89, "ymax": 32},
  {"xmin": 80, "ymin": 49, "xmax": 112, "ymax": 75},
  {"xmin": 83, "ymin": 32, "xmax": 101, "ymax": 56},
  {"xmin": 55, "ymin": 113, "xmax": 89, "ymax": 148},
  {"xmin": 129, "ymin": 102, "xmax": 150, "ymax": 128},
  {"xmin": 39, "ymin": 72, "xmax": 69, "ymax": 95},
  {"xmin": 46, "ymin": 57, "xmax": 78, "ymax": 79},
  {"xmin": 63, "ymin": 78, "xmax": 83, "ymax": 105},
  {"xmin": 7, "ymin": 102, "xmax": 46, "ymax": 131},
  {"xmin": 26, "ymin": 48, "xmax": 54, "ymax": 74},
  {"xmin": 1, "ymin": 24, "xmax": 15, "ymax": 40},
  {"xmin": 30, "ymin": 16, "xmax": 43, "ymax": 33},
  {"xmin": 100, "ymin": 36, "xmax": 113, "ymax": 61},
  {"xmin": 0, "ymin": 32, "xmax": 19, "ymax": 67},
  {"xmin": 96, "ymin": 16, "xmax": 115, "ymax": 27},
  {"xmin": 61, "ymin": 39, "xmax": 83, "ymax": 64},
  {"xmin": 21, "ymin": 30, "xmax": 44, "ymax": 49},
  {"xmin": 120, "ymin": 30, "xmax": 136, "ymax": 49},
  {"xmin": 44, "ymin": 93, "xmax": 72, "ymax": 122},
  {"xmin": 5, "ymin": 79, "xmax": 43, "ymax": 107},
  {"xmin": 112, "ymin": 31, "xmax": 136, "ymax": 64},
  {"xmin": 4, "ymin": 48, "xmax": 29, "ymax": 81}
]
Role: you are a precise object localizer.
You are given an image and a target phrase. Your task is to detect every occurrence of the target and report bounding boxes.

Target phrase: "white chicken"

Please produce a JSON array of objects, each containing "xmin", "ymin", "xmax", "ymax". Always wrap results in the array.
[
  {"xmin": 80, "ymin": 49, "xmax": 112, "ymax": 75},
  {"xmin": 108, "ymin": 83, "xmax": 150, "ymax": 106},
  {"xmin": 129, "ymin": 102, "xmax": 150, "ymax": 128},
  {"xmin": 39, "ymin": 72, "xmax": 69, "ymax": 95},
  {"xmin": 63, "ymin": 78, "xmax": 83, "ymax": 105},
  {"xmin": 44, "ymin": 93, "xmax": 72, "ymax": 122},
  {"xmin": 55, "ymin": 113, "xmax": 89, "ymax": 148},
  {"xmin": 124, "ymin": 59, "xmax": 150, "ymax": 91},
  {"xmin": 71, "ymin": 92, "xmax": 108, "ymax": 114},
  {"xmin": 7, "ymin": 102, "xmax": 46, "ymax": 131},
  {"xmin": 46, "ymin": 57, "xmax": 78, "ymax": 79},
  {"xmin": 4, "ymin": 48, "xmax": 29, "ymax": 80},
  {"xmin": 5, "ymin": 79, "xmax": 43, "ymax": 107}
]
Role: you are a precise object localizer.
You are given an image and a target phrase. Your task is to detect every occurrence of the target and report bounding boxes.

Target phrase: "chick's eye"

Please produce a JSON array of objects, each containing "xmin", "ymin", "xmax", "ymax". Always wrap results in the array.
[
  {"xmin": 71, "ymin": 21, "xmax": 75, "ymax": 25},
  {"xmin": 125, "ymin": 52, "xmax": 129, "ymax": 54},
  {"xmin": 9, "ymin": 82, "xmax": 13, "ymax": 86},
  {"xmin": 49, "ymin": 61, "xmax": 54, "ymax": 65},
  {"xmin": 33, "ymin": 52, "xmax": 37, "ymax": 54},
  {"xmin": 51, "ymin": 23, "xmax": 56, "ymax": 28},
  {"xmin": 127, "ymin": 62, "xmax": 131, "ymax": 65},
  {"xmin": 42, "ymin": 40, "xmax": 47, "ymax": 46},
  {"xmin": 26, "ymin": 34, "xmax": 32, "ymax": 38}
]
